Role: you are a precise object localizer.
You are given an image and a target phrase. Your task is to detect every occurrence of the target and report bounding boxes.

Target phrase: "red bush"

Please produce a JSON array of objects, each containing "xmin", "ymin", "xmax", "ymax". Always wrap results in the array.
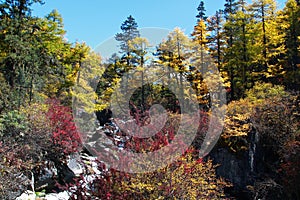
[{"xmin": 46, "ymin": 99, "xmax": 82, "ymax": 154}]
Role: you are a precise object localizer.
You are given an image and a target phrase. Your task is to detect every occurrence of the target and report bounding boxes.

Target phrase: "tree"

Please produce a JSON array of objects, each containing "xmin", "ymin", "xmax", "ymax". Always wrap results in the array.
[
  {"xmin": 223, "ymin": 0, "xmax": 239, "ymax": 100},
  {"xmin": 156, "ymin": 28, "xmax": 192, "ymax": 110},
  {"xmin": 191, "ymin": 3, "xmax": 211, "ymax": 106},
  {"xmin": 113, "ymin": 15, "xmax": 140, "ymax": 102},
  {"xmin": 0, "ymin": 0, "xmax": 47, "ymax": 107},
  {"xmin": 115, "ymin": 15, "xmax": 140, "ymax": 67},
  {"xmin": 222, "ymin": 0, "xmax": 256, "ymax": 99},
  {"xmin": 281, "ymin": 0, "xmax": 300, "ymax": 89},
  {"xmin": 72, "ymin": 43, "xmax": 104, "ymax": 114},
  {"xmin": 0, "ymin": 3, "xmax": 79, "ymax": 107},
  {"xmin": 196, "ymin": 1, "xmax": 207, "ymax": 21},
  {"xmin": 96, "ymin": 54, "xmax": 123, "ymax": 109},
  {"xmin": 250, "ymin": 0, "xmax": 286, "ymax": 83},
  {"xmin": 36, "ymin": 9, "xmax": 72, "ymax": 100},
  {"xmin": 207, "ymin": 10, "xmax": 226, "ymax": 70},
  {"xmin": 127, "ymin": 37, "xmax": 150, "ymax": 112}
]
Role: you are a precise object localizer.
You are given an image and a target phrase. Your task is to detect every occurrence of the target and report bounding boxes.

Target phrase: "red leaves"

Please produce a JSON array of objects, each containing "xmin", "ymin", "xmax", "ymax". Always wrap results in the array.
[
  {"xmin": 279, "ymin": 140, "xmax": 300, "ymax": 192},
  {"xmin": 46, "ymin": 99, "xmax": 82, "ymax": 154}
]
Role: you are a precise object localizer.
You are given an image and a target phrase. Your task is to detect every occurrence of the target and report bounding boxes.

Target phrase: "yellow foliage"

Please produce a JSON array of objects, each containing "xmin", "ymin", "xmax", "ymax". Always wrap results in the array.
[{"xmin": 121, "ymin": 150, "xmax": 231, "ymax": 199}]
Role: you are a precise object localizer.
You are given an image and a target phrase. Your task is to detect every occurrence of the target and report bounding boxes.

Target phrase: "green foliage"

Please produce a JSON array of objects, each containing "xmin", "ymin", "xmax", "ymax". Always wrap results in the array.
[
  {"xmin": 0, "ymin": 72, "xmax": 14, "ymax": 113},
  {"xmin": 196, "ymin": 1, "xmax": 207, "ymax": 21},
  {"xmin": 281, "ymin": 0, "xmax": 300, "ymax": 90},
  {"xmin": 245, "ymin": 82, "xmax": 287, "ymax": 103},
  {"xmin": 115, "ymin": 15, "xmax": 140, "ymax": 65},
  {"xmin": 0, "ymin": 110, "xmax": 29, "ymax": 137}
]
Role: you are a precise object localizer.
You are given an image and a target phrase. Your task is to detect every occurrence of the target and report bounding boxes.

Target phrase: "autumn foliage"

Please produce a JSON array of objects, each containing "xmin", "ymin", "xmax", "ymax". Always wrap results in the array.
[
  {"xmin": 0, "ymin": 99, "xmax": 82, "ymax": 199},
  {"xmin": 65, "ymin": 149, "xmax": 230, "ymax": 200},
  {"xmin": 46, "ymin": 99, "xmax": 82, "ymax": 154}
]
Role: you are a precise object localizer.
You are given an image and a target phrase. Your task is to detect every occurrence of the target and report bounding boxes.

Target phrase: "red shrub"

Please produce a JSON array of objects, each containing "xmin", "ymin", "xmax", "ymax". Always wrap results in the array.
[{"xmin": 46, "ymin": 99, "xmax": 82, "ymax": 154}]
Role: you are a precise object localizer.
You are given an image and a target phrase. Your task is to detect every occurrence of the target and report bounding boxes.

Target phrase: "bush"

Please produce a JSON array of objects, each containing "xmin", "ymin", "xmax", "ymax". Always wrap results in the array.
[
  {"xmin": 0, "ymin": 110, "xmax": 29, "ymax": 138},
  {"xmin": 0, "ymin": 99, "xmax": 83, "ymax": 198},
  {"xmin": 46, "ymin": 99, "xmax": 82, "ymax": 155},
  {"xmin": 245, "ymin": 82, "xmax": 287, "ymax": 104},
  {"xmin": 64, "ymin": 149, "xmax": 231, "ymax": 200},
  {"xmin": 64, "ymin": 108, "xmax": 230, "ymax": 199},
  {"xmin": 221, "ymin": 82, "xmax": 289, "ymax": 153}
]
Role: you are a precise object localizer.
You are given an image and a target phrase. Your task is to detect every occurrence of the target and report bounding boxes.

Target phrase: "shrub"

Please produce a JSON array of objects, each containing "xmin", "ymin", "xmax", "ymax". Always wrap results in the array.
[
  {"xmin": 46, "ymin": 99, "xmax": 82, "ymax": 155},
  {"xmin": 245, "ymin": 82, "xmax": 287, "ymax": 104},
  {"xmin": 64, "ymin": 149, "xmax": 230, "ymax": 200},
  {"xmin": 0, "ymin": 99, "xmax": 83, "ymax": 198},
  {"xmin": 64, "ymin": 108, "xmax": 230, "ymax": 199},
  {"xmin": 0, "ymin": 110, "xmax": 29, "ymax": 138}
]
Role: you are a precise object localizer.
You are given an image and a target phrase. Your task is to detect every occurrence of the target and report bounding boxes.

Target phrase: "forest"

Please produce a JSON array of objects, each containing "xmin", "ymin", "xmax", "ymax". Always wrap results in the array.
[{"xmin": 0, "ymin": 0, "xmax": 299, "ymax": 199}]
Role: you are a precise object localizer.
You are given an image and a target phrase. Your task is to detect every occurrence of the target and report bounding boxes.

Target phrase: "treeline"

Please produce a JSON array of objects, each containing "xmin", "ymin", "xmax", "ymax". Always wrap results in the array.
[
  {"xmin": 0, "ymin": 0, "xmax": 299, "ymax": 112},
  {"xmin": 97, "ymin": 0, "xmax": 300, "ymax": 114}
]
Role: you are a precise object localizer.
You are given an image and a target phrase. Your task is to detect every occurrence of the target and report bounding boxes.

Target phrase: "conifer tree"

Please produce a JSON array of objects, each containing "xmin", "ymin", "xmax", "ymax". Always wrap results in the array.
[
  {"xmin": 115, "ymin": 15, "xmax": 140, "ymax": 67},
  {"xmin": 222, "ymin": 0, "xmax": 255, "ymax": 99},
  {"xmin": 250, "ymin": 0, "xmax": 285, "ymax": 83},
  {"xmin": 196, "ymin": 1, "xmax": 207, "ymax": 21},
  {"xmin": 281, "ymin": 0, "xmax": 300, "ymax": 89}
]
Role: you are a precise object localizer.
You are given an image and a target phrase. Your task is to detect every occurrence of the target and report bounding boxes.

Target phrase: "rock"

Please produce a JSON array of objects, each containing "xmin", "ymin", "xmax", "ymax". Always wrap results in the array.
[
  {"xmin": 15, "ymin": 190, "xmax": 36, "ymax": 200},
  {"xmin": 16, "ymin": 190, "xmax": 70, "ymax": 200},
  {"xmin": 67, "ymin": 153, "xmax": 84, "ymax": 176},
  {"xmin": 34, "ymin": 158, "xmax": 76, "ymax": 193},
  {"xmin": 44, "ymin": 191, "xmax": 70, "ymax": 200},
  {"xmin": 209, "ymin": 130, "xmax": 263, "ymax": 199},
  {"xmin": 67, "ymin": 152, "xmax": 103, "ymax": 176}
]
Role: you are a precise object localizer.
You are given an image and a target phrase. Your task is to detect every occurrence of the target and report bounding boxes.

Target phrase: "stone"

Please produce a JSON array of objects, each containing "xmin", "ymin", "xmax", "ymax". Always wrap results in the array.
[{"xmin": 16, "ymin": 190, "xmax": 36, "ymax": 200}]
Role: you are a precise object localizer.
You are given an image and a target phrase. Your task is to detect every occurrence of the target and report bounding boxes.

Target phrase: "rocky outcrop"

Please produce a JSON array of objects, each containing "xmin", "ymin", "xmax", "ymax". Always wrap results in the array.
[{"xmin": 209, "ymin": 129, "xmax": 284, "ymax": 199}]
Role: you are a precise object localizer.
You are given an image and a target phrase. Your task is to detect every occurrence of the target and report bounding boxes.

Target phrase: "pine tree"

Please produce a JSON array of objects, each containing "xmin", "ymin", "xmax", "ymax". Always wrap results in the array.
[
  {"xmin": 222, "ymin": 0, "xmax": 255, "ymax": 99},
  {"xmin": 250, "ymin": 0, "xmax": 285, "ymax": 83},
  {"xmin": 223, "ymin": 0, "xmax": 239, "ymax": 100},
  {"xmin": 114, "ymin": 15, "xmax": 140, "ymax": 100},
  {"xmin": 207, "ymin": 9, "xmax": 226, "ymax": 69},
  {"xmin": 196, "ymin": 1, "xmax": 207, "ymax": 21},
  {"xmin": 281, "ymin": 0, "xmax": 300, "ymax": 89},
  {"xmin": 115, "ymin": 15, "xmax": 140, "ymax": 67}
]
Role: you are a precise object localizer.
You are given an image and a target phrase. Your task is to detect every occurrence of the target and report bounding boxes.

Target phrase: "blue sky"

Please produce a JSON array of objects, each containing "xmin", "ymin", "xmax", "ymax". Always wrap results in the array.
[
  {"xmin": 32, "ymin": 0, "xmax": 286, "ymax": 51},
  {"xmin": 31, "ymin": 0, "xmax": 227, "ymax": 49}
]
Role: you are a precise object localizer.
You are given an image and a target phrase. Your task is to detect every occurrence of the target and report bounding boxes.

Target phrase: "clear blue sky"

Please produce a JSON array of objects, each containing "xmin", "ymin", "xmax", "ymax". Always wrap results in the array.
[{"xmin": 32, "ymin": 0, "xmax": 286, "ymax": 50}]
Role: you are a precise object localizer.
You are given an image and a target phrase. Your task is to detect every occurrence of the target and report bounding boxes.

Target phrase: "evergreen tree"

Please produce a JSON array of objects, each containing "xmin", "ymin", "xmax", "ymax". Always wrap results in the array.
[
  {"xmin": 281, "ymin": 0, "xmax": 300, "ymax": 89},
  {"xmin": 113, "ymin": 15, "xmax": 140, "ymax": 99},
  {"xmin": 222, "ymin": 0, "xmax": 255, "ymax": 99},
  {"xmin": 196, "ymin": 1, "xmax": 207, "ymax": 21},
  {"xmin": 250, "ymin": 0, "xmax": 285, "ymax": 83},
  {"xmin": 115, "ymin": 15, "xmax": 140, "ymax": 67},
  {"xmin": 207, "ymin": 9, "xmax": 226, "ymax": 69},
  {"xmin": 0, "ymin": 1, "xmax": 69, "ymax": 107},
  {"xmin": 223, "ymin": 0, "xmax": 239, "ymax": 100}
]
